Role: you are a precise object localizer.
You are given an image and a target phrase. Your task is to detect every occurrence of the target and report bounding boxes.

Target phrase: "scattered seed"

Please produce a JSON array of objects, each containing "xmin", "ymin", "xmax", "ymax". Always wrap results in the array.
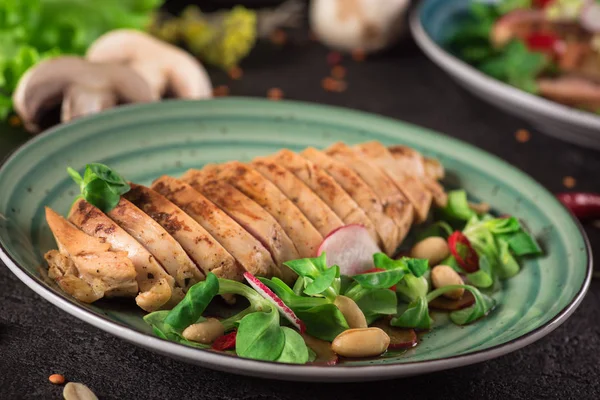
[
  {"xmin": 515, "ymin": 129, "xmax": 531, "ymax": 143},
  {"xmin": 213, "ymin": 85, "xmax": 230, "ymax": 97},
  {"xmin": 327, "ymin": 51, "xmax": 342, "ymax": 66},
  {"xmin": 63, "ymin": 382, "xmax": 98, "ymax": 400},
  {"xmin": 331, "ymin": 65, "xmax": 346, "ymax": 80},
  {"xmin": 563, "ymin": 176, "xmax": 576, "ymax": 188},
  {"xmin": 352, "ymin": 48, "xmax": 366, "ymax": 62},
  {"xmin": 48, "ymin": 374, "xmax": 65, "ymax": 385},
  {"xmin": 228, "ymin": 66, "xmax": 243, "ymax": 80},
  {"xmin": 322, "ymin": 77, "xmax": 347, "ymax": 93},
  {"xmin": 270, "ymin": 29, "xmax": 287, "ymax": 45},
  {"xmin": 8, "ymin": 115, "xmax": 21, "ymax": 127},
  {"xmin": 267, "ymin": 88, "xmax": 284, "ymax": 101}
]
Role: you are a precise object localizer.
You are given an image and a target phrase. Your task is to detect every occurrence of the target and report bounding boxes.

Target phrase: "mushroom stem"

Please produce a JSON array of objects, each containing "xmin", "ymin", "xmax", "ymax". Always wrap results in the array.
[{"xmin": 61, "ymin": 84, "xmax": 118, "ymax": 123}]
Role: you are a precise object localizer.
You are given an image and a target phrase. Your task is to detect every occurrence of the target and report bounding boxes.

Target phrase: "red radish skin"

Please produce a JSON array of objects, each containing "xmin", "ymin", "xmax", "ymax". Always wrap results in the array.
[
  {"xmin": 212, "ymin": 331, "xmax": 237, "ymax": 350},
  {"xmin": 243, "ymin": 272, "xmax": 306, "ymax": 333},
  {"xmin": 318, "ymin": 224, "xmax": 381, "ymax": 276},
  {"xmin": 556, "ymin": 192, "xmax": 600, "ymax": 220}
]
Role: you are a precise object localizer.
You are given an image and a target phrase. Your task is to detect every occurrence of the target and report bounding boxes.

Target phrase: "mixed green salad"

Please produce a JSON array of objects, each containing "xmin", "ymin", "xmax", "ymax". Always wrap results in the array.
[
  {"xmin": 143, "ymin": 189, "xmax": 542, "ymax": 364},
  {"xmin": 449, "ymin": 0, "xmax": 600, "ymax": 113}
]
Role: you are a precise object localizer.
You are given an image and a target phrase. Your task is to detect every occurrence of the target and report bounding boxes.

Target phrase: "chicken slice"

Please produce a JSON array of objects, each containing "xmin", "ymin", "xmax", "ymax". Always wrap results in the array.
[
  {"xmin": 251, "ymin": 157, "xmax": 344, "ymax": 237},
  {"xmin": 106, "ymin": 197, "xmax": 204, "ymax": 292},
  {"xmin": 68, "ymin": 198, "xmax": 180, "ymax": 311},
  {"xmin": 301, "ymin": 147, "xmax": 400, "ymax": 255},
  {"xmin": 181, "ymin": 171, "xmax": 296, "ymax": 283},
  {"xmin": 324, "ymin": 142, "xmax": 415, "ymax": 246},
  {"xmin": 204, "ymin": 162, "xmax": 323, "ymax": 260},
  {"xmin": 271, "ymin": 149, "xmax": 381, "ymax": 247},
  {"xmin": 124, "ymin": 184, "xmax": 240, "ymax": 286},
  {"xmin": 354, "ymin": 141, "xmax": 432, "ymax": 223},
  {"xmin": 151, "ymin": 176, "xmax": 274, "ymax": 279},
  {"xmin": 387, "ymin": 145, "xmax": 448, "ymax": 207},
  {"xmin": 45, "ymin": 207, "xmax": 138, "ymax": 303}
]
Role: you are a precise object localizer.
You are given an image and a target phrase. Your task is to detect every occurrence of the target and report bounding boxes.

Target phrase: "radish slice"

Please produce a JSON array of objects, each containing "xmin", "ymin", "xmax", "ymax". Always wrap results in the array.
[
  {"xmin": 243, "ymin": 272, "xmax": 306, "ymax": 333},
  {"xmin": 317, "ymin": 224, "xmax": 381, "ymax": 276},
  {"xmin": 580, "ymin": 2, "xmax": 600, "ymax": 32}
]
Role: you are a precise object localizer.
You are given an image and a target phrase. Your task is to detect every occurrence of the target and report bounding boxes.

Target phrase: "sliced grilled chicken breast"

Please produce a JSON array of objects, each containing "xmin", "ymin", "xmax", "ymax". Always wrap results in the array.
[
  {"xmin": 354, "ymin": 141, "xmax": 432, "ymax": 223},
  {"xmin": 387, "ymin": 145, "xmax": 448, "ymax": 207},
  {"xmin": 124, "ymin": 184, "xmax": 240, "ymax": 285},
  {"xmin": 45, "ymin": 207, "xmax": 138, "ymax": 303},
  {"xmin": 251, "ymin": 157, "xmax": 344, "ymax": 237},
  {"xmin": 301, "ymin": 147, "xmax": 401, "ymax": 255},
  {"xmin": 205, "ymin": 162, "xmax": 323, "ymax": 260},
  {"xmin": 151, "ymin": 176, "xmax": 274, "ymax": 278},
  {"xmin": 181, "ymin": 171, "xmax": 296, "ymax": 282},
  {"xmin": 107, "ymin": 197, "xmax": 204, "ymax": 292},
  {"xmin": 325, "ymin": 142, "xmax": 414, "ymax": 246},
  {"xmin": 68, "ymin": 199, "xmax": 179, "ymax": 311},
  {"xmin": 271, "ymin": 149, "xmax": 381, "ymax": 247}
]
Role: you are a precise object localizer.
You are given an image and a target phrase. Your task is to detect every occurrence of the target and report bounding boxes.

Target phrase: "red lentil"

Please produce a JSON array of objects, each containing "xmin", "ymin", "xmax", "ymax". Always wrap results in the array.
[
  {"xmin": 515, "ymin": 129, "xmax": 531, "ymax": 143},
  {"xmin": 270, "ymin": 29, "xmax": 287, "ymax": 45},
  {"xmin": 331, "ymin": 65, "xmax": 346, "ymax": 80},
  {"xmin": 267, "ymin": 88, "xmax": 284, "ymax": 100},
  {"xmin": 228, "ymin": 66, "xmax": 243, "ymax": 80},
  {"xmin": 352, "ymin": 48, "xmax": 366, "ymax": 62},
  {"xmin": 8, "ymin": 115, "xmax": 21, "ymax": 127},
  {"xmin": 562, "ymin": 176, "xmax": 576, "ymax": 188},
  {"xmin": 213, "ymin": 85, "xmax": 230, "ymax": 97},
  {"xmin": 327, "ymin": 51, "xmax": 342, "ymax": 66},
  {"xmin": 49, "ymin": 374, "xmax": 65, "ymax": 385}
]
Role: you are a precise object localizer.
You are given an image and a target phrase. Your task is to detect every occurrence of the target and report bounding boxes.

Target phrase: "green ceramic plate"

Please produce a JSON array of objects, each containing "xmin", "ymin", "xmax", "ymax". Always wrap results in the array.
[{"xmin": 0, "ymin": 99, "xmax": 591, "ymax": 382}]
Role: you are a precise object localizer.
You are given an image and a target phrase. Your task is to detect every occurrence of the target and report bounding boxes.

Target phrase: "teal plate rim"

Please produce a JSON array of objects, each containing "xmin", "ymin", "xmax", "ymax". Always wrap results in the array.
[{"xmin": 0, "ymin": 98, "xmax": 593, "ymax": 382}]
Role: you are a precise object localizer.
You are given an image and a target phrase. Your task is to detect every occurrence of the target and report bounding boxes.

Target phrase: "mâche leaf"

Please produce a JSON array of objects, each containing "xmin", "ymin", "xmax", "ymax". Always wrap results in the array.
[
  {"xmin": 426, "ymin": 284, "xmax": 497, "ymax": 326},
  {"xmin": 67, "ymin": 163, "xmax": 131, "ymax": 212},
  {"xmin": 295, "ymin": 304, "xmax": 349, "ymax": 342},
  {"xmin": 236, "ymin": 309, "xmax": 285, "ymax": 361},
  {"xmin": 352, "ymin": 268, "xmax": 406, "ymax": 289},
  {"xmin": 396, "ymin": 274, "xmax": 429, "ymax": 303},
  {"xmin": 164, "ymin": 273, "xmax": 219, "ymax": 330},
  {"xmin": 390, "ymin": 296, "xmax": 433, "ymax": 330},
  {"xmin": 275, "ymin": 327, "xmax": 309, "ymax": 364}
]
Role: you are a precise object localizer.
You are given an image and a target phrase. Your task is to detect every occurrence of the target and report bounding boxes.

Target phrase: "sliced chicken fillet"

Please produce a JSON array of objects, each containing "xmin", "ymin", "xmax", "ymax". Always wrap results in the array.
[
  {"xmin": 203, "ymin": 162, "xmax": 323, "ymax": 259},
  {"xmin": 387, "ymin": 145, "xmax": 448, "ymax": 207},
  {"xmin": 354, "ymin": 141, "xmax": 432, "ymax": 223},
  {"xmin": 251, "ymin": 157, "xmax": 344, "ymax": 237},
  {"xmin": 68, "ymin": 199, "xmax": 179, "ymax": 311},
  {"xmin": 271, "ymin": 149, "xmax": 381, "ymax": 247},
  {"xmin": 124, "ymin": 184, "xmax": 240, "ymax": 286},
  {"xmin": 107, "ymin": 197, "xmax": 203, "ymax": 291},
  {"xmin": 45, "ymin": 207, "xmax": 138, "ymax": 303},
  {"xmin": 181, "ymin": 171, "xmax": 296, "ymax": 282},
  {"xmin": 300, "ymin": 147, "xmax": 401, "ymax": 255},
  {"xmin": 151, "ymin": 176, "xmax": 274, "ymax": 279},
  {"xmin": 324, "ymin": 142, "xmax": 414, "ymax": 246}
]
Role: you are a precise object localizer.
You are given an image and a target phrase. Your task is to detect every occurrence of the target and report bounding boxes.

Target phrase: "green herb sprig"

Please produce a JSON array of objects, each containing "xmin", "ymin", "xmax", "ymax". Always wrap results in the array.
[{"xmin": 67, "ymin": 163, "xmax": 131, "ymax": 212}]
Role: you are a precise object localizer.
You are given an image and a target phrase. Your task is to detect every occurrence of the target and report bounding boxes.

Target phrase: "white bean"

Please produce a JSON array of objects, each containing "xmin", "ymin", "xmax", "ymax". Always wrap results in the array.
[
  {"xmin": 182, "ymin": 318, "xmax": 225, "ymax": 344},
  {"xmin": 334, "ymin": 295, "xmax": 368, "ymax": 329},
  {"xmin": 409, "ymin": 237, "xmax": 450, "ymax": 266},
  {"xmin": 431, "ymin": 265, "xmax": 464, "ymax": 299},
  {"xmin": 331, "ymin": 328, "xmax": 390, "ymax": 358}
]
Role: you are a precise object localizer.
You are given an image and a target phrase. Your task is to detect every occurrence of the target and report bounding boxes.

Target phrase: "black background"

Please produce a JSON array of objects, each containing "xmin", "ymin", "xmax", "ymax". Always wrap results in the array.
[{"xmin": 0, "ymin": 1, "xmax": 599, "ymax": 399}]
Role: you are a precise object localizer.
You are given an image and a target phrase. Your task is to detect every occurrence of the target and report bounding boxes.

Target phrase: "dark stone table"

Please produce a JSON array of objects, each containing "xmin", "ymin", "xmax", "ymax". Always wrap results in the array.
[{"xmin": 1, "ymin": 13, "xmax": 599, "ymax": 400}]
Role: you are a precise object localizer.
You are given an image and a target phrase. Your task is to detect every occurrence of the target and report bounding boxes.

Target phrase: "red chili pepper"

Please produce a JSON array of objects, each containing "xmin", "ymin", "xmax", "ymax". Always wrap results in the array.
[
  {"xmin": 556, "ymin": 192, "xmax": 600, "ymax": 220},
  {"xmin": 533, "ymin": 0, "xmax": 554, "ymax": 8},
  {"xmin": 448, "ymin": 231, "xmax": 479, "ymax": 273},
  {"xmin": 212, "ymin": 331, "xmax": 237, "ymax": 351},
  {"xmin": 525, "ymin": 32, "xmax": 561, "ymax": 55},
  {"xmin": 361, "ymin": 268, "xmax": 397, "ymax": 291}
]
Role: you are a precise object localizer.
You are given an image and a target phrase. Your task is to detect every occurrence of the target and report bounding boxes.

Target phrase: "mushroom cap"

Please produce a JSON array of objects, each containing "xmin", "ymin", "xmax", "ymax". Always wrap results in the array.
[
  {"xmin": 86, "ymin": 29, "xmax": 213, "ymax": 99},
  {"xmin": 13, "ymin": 56, "xmax": 157, "ymax": 132}
]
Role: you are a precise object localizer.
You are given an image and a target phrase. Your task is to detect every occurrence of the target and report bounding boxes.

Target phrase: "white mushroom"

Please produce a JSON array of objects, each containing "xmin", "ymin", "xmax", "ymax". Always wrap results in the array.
[
  {"xmin": 309, "ymin": 0, "xmax": 410, "ymax": 53},
  {"xmin": 87, "ymin": 29, "xmax": 212, "ymax": 99},
  {"xmin": 12, "ymin": 56, "xmax": 156, "ymax": 133}
]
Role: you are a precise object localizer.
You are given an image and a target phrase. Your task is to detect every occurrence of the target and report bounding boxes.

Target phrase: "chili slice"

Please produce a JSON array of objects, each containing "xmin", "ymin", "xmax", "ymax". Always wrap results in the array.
[
  {"xmin": 448, "ymin": 231, "xmax": 479, "ymax": 273},
  {"xmin": 212, "ymin": 331, "xmax": 237, "ymax": 351}
]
